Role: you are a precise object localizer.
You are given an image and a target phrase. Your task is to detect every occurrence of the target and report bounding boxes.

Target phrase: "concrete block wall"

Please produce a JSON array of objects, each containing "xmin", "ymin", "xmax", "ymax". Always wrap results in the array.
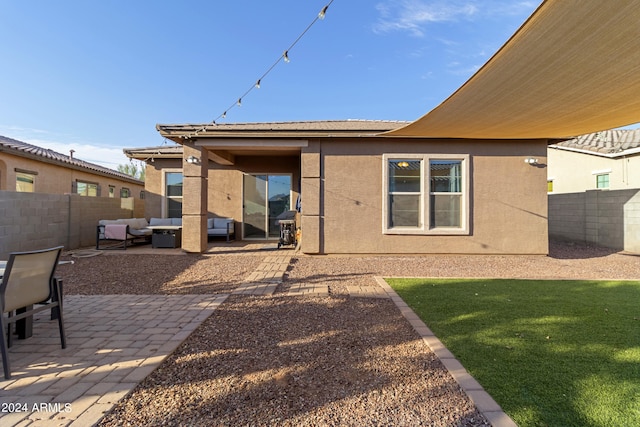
[
  {"xmin": 623, "ymin": 191, "xmax": 640, "ymax": 253},
  {"xmin": 549, "ymin": 188, "xmax": 640, "ymax": 253},
  {"xmin": 0, "ymin": 191, "xmax": 143, "ymax": 258},
  {"xmin": 0, "ymin": 192, "xmax": 68, "ymax": 257},
  {"xmin": 548, "ymin": 192, "xmax": 586, "ymax": 243}
]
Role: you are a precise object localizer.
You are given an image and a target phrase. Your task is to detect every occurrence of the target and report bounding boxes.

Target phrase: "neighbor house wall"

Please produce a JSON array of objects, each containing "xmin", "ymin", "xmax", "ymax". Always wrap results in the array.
[
  {"xmin": 0, "ymin": 152, "xmax": 144, "ymax": 198},
  {"xmin": 549, "ymin": 188, "xmax": 640, "ymax": 253},
  {"xmin": 0, "ymin": 190, "xmax": 144, "ymax": 258},
  {"xmin": 301, "ymin": 138, "xmax": 549, "ymax": 255},
  {"xmin": 547, "ymin": 147, "xmax": 640, "ymax": 194}
]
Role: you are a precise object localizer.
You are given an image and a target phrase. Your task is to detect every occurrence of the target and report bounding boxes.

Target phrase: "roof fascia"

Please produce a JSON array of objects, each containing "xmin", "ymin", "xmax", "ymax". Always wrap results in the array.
[{"xmin": 549, "ymin": 145, "xmax": 640, "ymax": 159}]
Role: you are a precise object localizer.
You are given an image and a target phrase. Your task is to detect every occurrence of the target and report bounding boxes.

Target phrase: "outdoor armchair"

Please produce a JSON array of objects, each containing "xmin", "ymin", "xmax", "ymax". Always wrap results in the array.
[{"xmin": 0, "ymin": 246, "xmax": 66, "ymax": 380}]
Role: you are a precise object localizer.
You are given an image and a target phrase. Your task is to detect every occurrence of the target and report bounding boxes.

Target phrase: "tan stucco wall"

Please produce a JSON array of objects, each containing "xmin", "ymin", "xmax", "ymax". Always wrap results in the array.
[
  {"xmin": 143, "ymin": 155, "xmax": 300, "ymax": 242},
  {"xmin": 0, "ymin": 153, "xmax": 144, "ymax": 198},
  {"xmin": 302, "ymin": 138, "xmax": 548, "ymax": 255},
  {"xmin": 144, "ymin": 138, "xmax": 547, "ymax": 254},
  {"xmin": 547, "ymin": 147, "xmax": 640, "ymax": 193}
]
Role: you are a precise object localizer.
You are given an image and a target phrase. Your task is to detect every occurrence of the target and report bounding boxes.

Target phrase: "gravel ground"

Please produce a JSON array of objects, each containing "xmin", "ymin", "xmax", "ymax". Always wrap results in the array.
[
  {"xmin": 54, "ymin": 241, "xmax": 638, "ymax": 426},
  {"xmin": 57, "ymin": 253, "xmax": 264, "ymax": 295}
]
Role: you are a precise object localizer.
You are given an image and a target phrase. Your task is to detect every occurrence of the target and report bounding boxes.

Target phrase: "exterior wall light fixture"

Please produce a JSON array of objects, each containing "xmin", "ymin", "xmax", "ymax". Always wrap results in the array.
[
  {"xmin": 524, "ymin": 157, "xmax": 539, "ymax": 165},
  {"xmin": 185, "ymin": 156, "xmax": 201, "ymax": 165}
]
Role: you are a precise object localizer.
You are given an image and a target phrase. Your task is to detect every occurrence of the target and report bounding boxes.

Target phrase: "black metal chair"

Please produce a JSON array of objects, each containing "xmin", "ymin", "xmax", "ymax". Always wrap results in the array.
[{"xmin": 0, "ymin": 246, "xmax": 66, "ymax": 380}]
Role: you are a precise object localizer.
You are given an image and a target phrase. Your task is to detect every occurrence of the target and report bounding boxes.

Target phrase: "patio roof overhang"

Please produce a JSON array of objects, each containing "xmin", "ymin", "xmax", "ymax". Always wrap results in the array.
[
  {"xmin": 386, "ymin": 0, "xmax": 640, "ymax": 140},
  {"xmin": 155, "ymin": 121, "xmax": 409, "ymax": 165}
]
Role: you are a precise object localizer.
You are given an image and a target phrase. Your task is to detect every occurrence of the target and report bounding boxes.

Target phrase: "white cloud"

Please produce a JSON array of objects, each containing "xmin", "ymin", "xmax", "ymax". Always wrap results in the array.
[
  {"xmin": 372, "ymin": 1, "xmax": 540, "ymax": 37},
  {"xmin": 0, "ymin": 125, "xmax": 132, "ymax": 170},
  {"xmin": 30, "ymin": 140, "xmax": 132, "ymax": 169},
  {"xmin": 373, "ymin": 0, "xmax": 478, "ymax": 37}
]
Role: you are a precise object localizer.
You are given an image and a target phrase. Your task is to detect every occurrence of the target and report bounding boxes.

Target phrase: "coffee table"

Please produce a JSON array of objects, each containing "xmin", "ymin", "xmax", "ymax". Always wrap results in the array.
[{"xmin": 148, "ymin": 226, "xmax": 182, "ymax": 248}]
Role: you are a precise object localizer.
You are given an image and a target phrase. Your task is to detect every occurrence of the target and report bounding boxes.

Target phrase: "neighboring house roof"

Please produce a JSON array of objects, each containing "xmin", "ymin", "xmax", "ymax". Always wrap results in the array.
[
  {"xmin": 124, "ymin": 145, "xmax": 183, "ymax": 160},
  {"xmin": 388, "ymin": 1, "xmax": 640, "ymax": 139},
  {"xmin": 550, "ymin": 129, "xmax": 640, "ymax": 158},
  {"xmin": 0, "ymin": 135, "xmax": 143, "ymax": 184},
  {"xmin": 156, "ymin": 120, "xmax": 410, "ymax": 143}
]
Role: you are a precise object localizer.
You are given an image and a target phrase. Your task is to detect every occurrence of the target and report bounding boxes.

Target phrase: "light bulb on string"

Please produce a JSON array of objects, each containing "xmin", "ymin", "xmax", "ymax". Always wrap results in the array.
[
  {"xmin": 237, "ymin": 98, "xmax": 242, "ymax": 107},
  {"xmin": 283, "ymin": 51, "xmax": 290, "ymax": 63},
  {"xmin": 222, "ymin": 111, "xmax": 227, "ymax": 119},
  {"xmin": 255, "ymin": 79, "xmax": 261, "ymax": 89},
  {"xmin": 318, "ymin": 5, "xmax": 328, "ymax": 20}
]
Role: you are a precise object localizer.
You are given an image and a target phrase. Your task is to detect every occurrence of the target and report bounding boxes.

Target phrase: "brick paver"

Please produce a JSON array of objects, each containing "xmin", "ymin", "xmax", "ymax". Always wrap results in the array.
[{"xmin": 0, "ymin": 294, "xmax": 227, "ymax": 427}]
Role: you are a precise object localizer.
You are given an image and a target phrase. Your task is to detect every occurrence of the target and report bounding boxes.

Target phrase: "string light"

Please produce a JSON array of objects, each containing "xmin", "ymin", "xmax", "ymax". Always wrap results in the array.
[
  {"xmin": 319, "ymin": 5, "xmax": 328, "ymax": 19},
  {"xmin": 182, "ymin": 1, "xmax": 334, "ymax": 140}
]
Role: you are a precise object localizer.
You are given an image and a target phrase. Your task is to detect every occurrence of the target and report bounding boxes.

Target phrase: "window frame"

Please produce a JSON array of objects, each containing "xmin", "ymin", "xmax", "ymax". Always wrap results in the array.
[
  {"xmin": 162, "ymin": 169, "xmax": 183, "ymax": 218},
  {"xmin": 75, "ymin": 180, "xmax": 99, "ymax": 197},
  {"xmin": 382, "ymin": 153, "xmax": 470, "ymax": 235},
  {"xmin": 16, "ymin": 171, "xmax": 36, "ymax": 192},
  {"xmin": 595, "ymin": 173, "xmax": 609, "ymax": 189}
]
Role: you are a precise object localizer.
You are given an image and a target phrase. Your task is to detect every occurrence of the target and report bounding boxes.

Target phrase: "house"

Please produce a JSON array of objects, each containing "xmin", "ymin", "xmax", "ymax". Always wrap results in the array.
[
  {"xmin": 126, "ymin": 120, "xmax": 550, "ymax": 255},
  {"xmin": 547, "ymin": 130, "xmax": 640, "ymax": 193},
  {"xmin": 0, "ymin": 135, "xmax": 144, "ymax": 199},
  {"xmin": 127, "ymin": 1, "xmax": 640, "ymax": 256}
]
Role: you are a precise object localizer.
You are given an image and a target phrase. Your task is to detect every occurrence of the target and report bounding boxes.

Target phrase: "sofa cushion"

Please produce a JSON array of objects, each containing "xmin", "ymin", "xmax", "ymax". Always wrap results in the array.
[
  {"xmin": 171, "ymin": 218, "xmax": 182, "ymax": 226},
  {"xmin": 128, "ymin": 228, "xmax": 152, "ymax": 237},
  {"xmin": 208, "ymin": 228, "xmax": 231, "ymax": 236},
  {"xmin": 207, "ymin": 218, "xmax": 215, "ymax": 229},
  {"xmin": 213, "ymin": 218, "xmax": 233, "ymax": 229},
  {"xmin": 149, "ymin": 218, "xmax": 172, "ymax": 226}
]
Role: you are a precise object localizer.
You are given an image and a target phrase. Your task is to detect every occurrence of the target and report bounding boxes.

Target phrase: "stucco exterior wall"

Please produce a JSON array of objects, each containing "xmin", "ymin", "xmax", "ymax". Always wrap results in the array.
[
  {"xmin": 0, "ymin": 152, "xmax": 144, "ymax": 198},
  {"xmin": 143, "ymin": 138, "xmax": 547, "ymax": 254},
  {"xmin": 547, "ymin": 147, "xmax": 640, "ymax": 194},
  {"xmin": 302, "ymin": 138, "xmax": 548, "ymax": 255}
]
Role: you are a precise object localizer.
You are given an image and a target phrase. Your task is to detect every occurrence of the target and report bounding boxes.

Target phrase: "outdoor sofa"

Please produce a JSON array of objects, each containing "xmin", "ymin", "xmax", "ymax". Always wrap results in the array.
[
  {"xmin": 97, "ymin": 217, "xmax": 234, "ymax": 249},
  {"xmin": 96, "ymin": 218, "xmax": 153, "ymax": 250},
  {"xmin": 207, "ymin": 217, "xmax": 235, "ymax": 242}
]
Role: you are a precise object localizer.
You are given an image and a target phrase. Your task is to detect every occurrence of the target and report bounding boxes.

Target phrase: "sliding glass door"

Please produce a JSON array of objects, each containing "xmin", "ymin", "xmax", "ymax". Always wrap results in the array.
[{"xmin": 243, "ymin": 174, "xmax": 292, "ymax": 239}]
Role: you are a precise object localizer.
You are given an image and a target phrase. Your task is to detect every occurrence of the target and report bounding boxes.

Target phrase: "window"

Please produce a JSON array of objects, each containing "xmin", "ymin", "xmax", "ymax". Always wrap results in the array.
[
  {"xmin": 109, "ymin": 185, "xmax": 115, "ymax": 198},
  {"xmin": 16, "ymin": 172, "xmax": 35, "ymax": 192},
  {"xmin": 383, "ymin": 154, "xmax": 469, "ymax": 235},
  {"xmin": 120, "ymin": 187, "xmax": 130, "ymax": 198},
  {"xmin": 596, "ymin": 174, "xmax": 609, "ymax": 189},
  {"xmin": 165, "ymin": 171, "xmax": 183, "ymax": 218},
  {"xmin": 388, "ymin": 160, "xmax": 421, "ymax": 227},
  {"xmin": 430, "ymin": 160, "xmax": 463, "ymax": 228},
  {"xmin": 76, "ymin": 181, "xmax": 98, "ymax": 196}
]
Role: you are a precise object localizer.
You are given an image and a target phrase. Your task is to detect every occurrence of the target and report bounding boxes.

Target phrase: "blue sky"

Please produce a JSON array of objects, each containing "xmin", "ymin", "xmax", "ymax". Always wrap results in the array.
[{"xmin": 0, "ymin": 0, "xmax": 544, "ymax": 168}]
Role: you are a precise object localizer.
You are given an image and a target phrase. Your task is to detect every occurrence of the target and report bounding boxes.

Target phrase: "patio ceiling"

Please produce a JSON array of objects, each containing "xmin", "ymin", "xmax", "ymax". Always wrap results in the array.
[{"xmin": 386, "ymin": 0, "xmax": 640, "ymax": 140}]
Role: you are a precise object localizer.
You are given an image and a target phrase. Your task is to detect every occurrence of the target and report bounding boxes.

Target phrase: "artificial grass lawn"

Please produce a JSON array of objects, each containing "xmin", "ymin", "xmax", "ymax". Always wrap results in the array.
[{"xmin": 387, "ymin": 278, "xmax": 640, "ymax": 427}]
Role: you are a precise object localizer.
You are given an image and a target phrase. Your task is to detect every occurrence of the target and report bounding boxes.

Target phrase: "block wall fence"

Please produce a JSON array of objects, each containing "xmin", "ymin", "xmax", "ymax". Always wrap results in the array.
[
  {"xmin": 549, "ymin": 188, "xmax": 640, "ymax": 253},
  {"xmin": 0, "ymin": 191, "xmax": 144, "ymax": 258}
]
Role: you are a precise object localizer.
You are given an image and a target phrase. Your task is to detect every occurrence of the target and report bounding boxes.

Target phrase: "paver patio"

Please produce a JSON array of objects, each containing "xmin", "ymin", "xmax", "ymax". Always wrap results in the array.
[{"xmin": 0, "ymin": 294, "xmax": 227, "ymax": 426}]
